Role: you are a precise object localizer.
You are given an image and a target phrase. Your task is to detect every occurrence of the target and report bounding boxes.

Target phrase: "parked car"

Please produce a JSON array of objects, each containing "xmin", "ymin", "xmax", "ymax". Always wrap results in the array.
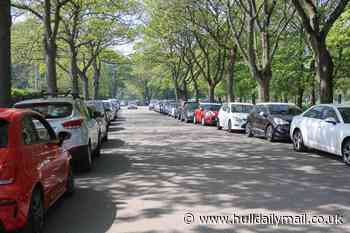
[
  {"xmin": 127, "ymin": 103, "xmax": 138, "ymax": 109},
  {"xmin": 103, "ymin": 101, "xmax": 117, "ymax": 121},
  {"xmin": 86, "ymin": 99, "xmax": 110, "ymax": 124},
  {"xmin": 290, "ymin": 104, "xmax": 350, "ymax": 165},
  {"xmin": 194, "ymin": 103, "xmax": 222, "ymax": 126},
  {"xmin": 15, "ymin": 97, "xmax": 100, "ymax": 171},
  {"xmin": 169, "ymin": 102, "xmax": 179, "ymax": 117},
  {"xmin": 0, "ymin": 108, "xmax": 74, "ymax": 233},
  {"xmin": 180, "ymin": 101, "xmax": 199, "ymax": 123},
  {"xmin": 246, "ymin": 103, "xmax": 302, "ymax": 141},
  {"xmin": 86, "ymin": 103, "xmax": 109, "ymax": 143},
  {"xmin": 217, "ymin": 103, "xmax": 253, "ymax": 131}
]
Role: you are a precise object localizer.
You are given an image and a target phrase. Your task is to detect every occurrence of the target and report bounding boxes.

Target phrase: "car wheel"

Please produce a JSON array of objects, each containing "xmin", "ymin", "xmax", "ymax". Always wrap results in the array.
[
  {"xmin": 293, "ymin": 130, "xmax": 307, "ymax": 152},
  {"xmin": 217, "ymin": 120, "xmax": 222, "ymax": 130},
  {"xmin": 266, "ymin": 125, "xmax": 275, "ymax": 142},
  {"xmin": 201, "ymin": 118, "xmax": 206, "ymax": 126},
  {"xmin": 65, "ymin": 165, "xmax": 75, "ymax": 196},
  {"xmin": 246, "ymin": 122, "xmax": 253, "ymax": 137},
  {"xmin": 25, "ymin": 188, "xmax": 44, "ymax": 233},
  {"xmin": 228, "ymin": 120, "xmax": 233, "ymax": 133},
  {"xmin": 342, "ymin": 139, "xmax": 350, "ymax": 166},
  {"xmin": 95, "ymin": 133, "xmax": 102, "ymax": 157},
  {"xmin": 103, "ymin": 132, "xmax": 108, "ymax": 142},
  {"xmin": 81, "ymin": 143, "xmax": 92, "ymax": 172}
]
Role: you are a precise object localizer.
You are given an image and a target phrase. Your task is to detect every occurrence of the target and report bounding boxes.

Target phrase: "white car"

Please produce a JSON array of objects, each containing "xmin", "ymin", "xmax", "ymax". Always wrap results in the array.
[
  {"xmin": 15, "ymin": 97, "xmax": 100, "ymax": 171},
  {"xmin": 290, "ymin": 104, "xmax": 350, "ymax": 165},
  {"xmin": 217, "ymin": 103, "xmax": 254, "ymax": 131}
]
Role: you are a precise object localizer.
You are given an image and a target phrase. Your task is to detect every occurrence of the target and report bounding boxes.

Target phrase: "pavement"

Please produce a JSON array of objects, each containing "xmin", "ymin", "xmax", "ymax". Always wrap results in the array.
[{"xmin": 44, "ymin": 107, "xmax": 350, "ymax": 233}]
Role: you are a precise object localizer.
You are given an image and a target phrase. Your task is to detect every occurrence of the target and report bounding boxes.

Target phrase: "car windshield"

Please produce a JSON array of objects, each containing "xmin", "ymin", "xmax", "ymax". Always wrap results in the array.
[
  {"xmin": 338, "ymin": 107, "xmax": 350, "ymax": 123},
  {"xmin": 87, "ymin": 102, "xmax": 104, "ymax": 113},
  {"xmin": 103, "ymin": 102, "xmax": 112, "ymax": 110},
  {"xmin": 267, "ymin": 105, "xmax": 302, "ymax": 115},
  {"xmin": 16, "ymin": 102, "xmax": 73, "ymax": 119},
  {"xmin": 231, "ymin": 105, "xmax": 253, "ymax": 113},
  {"xmin": 0, "ymin": 120, "xmax": 8, "ymax": 148},
  {"xmin": 186, "ymin": 103, "xmax": 199, "ymax": 111},
  {"xmin": 202, "ymin": 104, "xmax": 221, "ymax": 111}
]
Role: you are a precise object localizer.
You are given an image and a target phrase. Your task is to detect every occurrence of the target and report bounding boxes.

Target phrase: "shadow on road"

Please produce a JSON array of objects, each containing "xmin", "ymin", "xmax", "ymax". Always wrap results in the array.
[{"xmin": 44, "ymin": 188, "xmax": 117, "ymax": 233}]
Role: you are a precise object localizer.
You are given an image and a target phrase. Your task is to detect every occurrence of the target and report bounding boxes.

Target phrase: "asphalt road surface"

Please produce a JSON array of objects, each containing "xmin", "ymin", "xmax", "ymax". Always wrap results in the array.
[{"xmin": 44, "ymin": 107, "xmax": 350, "ymax": 233}]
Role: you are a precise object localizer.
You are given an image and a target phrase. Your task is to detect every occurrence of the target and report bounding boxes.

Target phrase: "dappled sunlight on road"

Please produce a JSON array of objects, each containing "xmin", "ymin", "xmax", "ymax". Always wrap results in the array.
[{"xmin": 44, "ymin": 108, "xmax": 350, "ymax": 233}]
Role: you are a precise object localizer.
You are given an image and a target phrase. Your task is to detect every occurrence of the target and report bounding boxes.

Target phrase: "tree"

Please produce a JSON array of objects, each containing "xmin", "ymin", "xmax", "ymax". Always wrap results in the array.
[
  {"xmin": 0, "ymin": 0, "xmax": 12, "ymax": 107},
  {"xmin": 226, "ymin": 0, "xmax": 295, "ymax": 102},
  {"xmin": 12, "ymin": 0, "xmax": 72, "ymax": 96},
  {"xmin": 292, "ymin": 0, "xmax": 350, "ymax": 103}
]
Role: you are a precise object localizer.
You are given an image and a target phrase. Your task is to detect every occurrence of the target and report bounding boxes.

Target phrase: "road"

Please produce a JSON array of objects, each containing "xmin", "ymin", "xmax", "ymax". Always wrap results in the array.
[{"xmin": 45, "ymin": 107, "xmax": 350, "ymax": 233}]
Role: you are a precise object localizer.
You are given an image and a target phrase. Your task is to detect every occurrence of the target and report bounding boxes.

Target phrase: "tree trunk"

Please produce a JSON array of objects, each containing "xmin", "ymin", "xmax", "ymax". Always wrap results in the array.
[
  {"xmin": 297, "ymin": 87, "xmax": 304, "ymax": 108},
  {"xmin": 92, "ymin": 59, "xmax": 101, "ymax": 100},
  {"xmin": 69, "ymin": 46, "xmax": 79, "ymax": 96},
  {"xmin": 226, "ymin": 47, "xmax": 236, "ymax": 102},
  {"xmin": 45, "ymin": 41, "xmax": 58, "ymax": 96},
  {"xmin": 111, "ymin": 65, "xmax": 117, "ymax": 98},
  {"xmin": 256, "ymin": 76, "xmax": 270, "ymax": 102},
  {"xmin": 208, "ymin": 84, "xmax": 215, "ymax": 102},
  {"xmin": 82, "ymin": 76, "xmax": 89, "ymax": 100},
  {"xmin": 193, "ymin": 80, "xmax": 199, "ymax": 102},
  {"xmin": 0, "ymin": 1, "xmax": 11, "ymax": 107},
  {"xmin": 317, "ymin": 47, "xmax": 334, "ymax": 103}
]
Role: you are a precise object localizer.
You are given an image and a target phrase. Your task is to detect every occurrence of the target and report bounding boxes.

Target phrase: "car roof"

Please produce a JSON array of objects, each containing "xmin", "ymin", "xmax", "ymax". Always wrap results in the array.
[
  {"xmin": 315, "ymin": 104, "xmax": 350, "ymax": 108},
  {"xmin": 15, "ymin": 97, "xmax": 76, "ymax": 105},
  {"xmin": 200, "ymin": 102, "xmax": 221, "ymax": 105},
  {"xmin": 0, "ymin": 108, "xmax": 31, "ymax": 120},
  {"xmin": 227, "ymin": 102, "xmax": 253, "ymax": 105},
  {"xmin": 257, "ymin": 102, "xmax": 296, "ymax": 106}
]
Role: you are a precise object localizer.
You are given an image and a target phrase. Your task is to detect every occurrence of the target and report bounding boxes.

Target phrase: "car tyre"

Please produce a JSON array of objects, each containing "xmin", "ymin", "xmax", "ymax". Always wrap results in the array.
[
  {"xmin": 24, "ymin": 188, "xmax": 44, "ymax": 233},
  {"xmin": 293, "ymin": 129, "xmax": 307, "ymax": 152},
  {"xmin": 217, "ymin": 121, "xmax": 222, "ymax": 130},
  {"xmin": 81, "ymin": 143, "xmax": 92, "ymax": 172},
  {"xmin": 342, "ymin": 139, "xmax": 350, "ymax": 166},
  {"xmin": 65, "ymin": 165, "xmax": 75, "ymax": 196},
  {"xmin": 228, "ymin": 120, "xmax": 233, "ymax": 133},
  {"xmin": 94, "ymin": 133, "xmax": 102, "ymax": 157},
  {"xmin": 246, "ymin": 122, "xmax": 253, "ymax": 137},
  {"xmin": 266, "ymin": 125, "xmax": 275, "ymax": 142}
]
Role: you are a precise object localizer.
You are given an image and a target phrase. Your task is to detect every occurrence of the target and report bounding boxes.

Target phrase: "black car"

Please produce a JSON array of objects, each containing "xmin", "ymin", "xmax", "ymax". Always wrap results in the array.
[
  {"xmin": 180, "ymin": 101, "xmax": 199, "ymax": 123},
  {"xmin": 246, "ymin": 103, "xmax": 302, "ymax": 141}
]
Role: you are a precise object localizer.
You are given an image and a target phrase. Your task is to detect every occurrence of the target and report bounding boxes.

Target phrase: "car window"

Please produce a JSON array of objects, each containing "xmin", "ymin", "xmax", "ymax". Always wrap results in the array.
[
  {"xmin": 338, "ymin": 107, "xmax": 350, "ymax": 123},
  {"xmin": 16, "ymin": 102, "xmax": 73, "ymax": 119},
  {"xmin": 267, "ymin": 105, "xmax": 302, "ymax": 115},
  {"xmin": 32, "ymin": 119, "xmax": 52, "ymax": 142},
  {"xmin": 231, "ymin": 105, "xmax": 253, "ymax": 113},
  {"xmin": 322, "ymin": 107, "xmax": 339, "ymax": 121},
  {"xmin": 0, "ymin": 119, "xmax": 9, "ymax": 148},
  {"xmin": 202, "ymin": 104, "xmax": 221, "ymax": 111},
  {"xmin": 303, "ymin": 106, "xmax": 323, "ymax": 119},
  {"xmin": 22, "ymin": 116, "xmax": 40, "ymax": 145}
]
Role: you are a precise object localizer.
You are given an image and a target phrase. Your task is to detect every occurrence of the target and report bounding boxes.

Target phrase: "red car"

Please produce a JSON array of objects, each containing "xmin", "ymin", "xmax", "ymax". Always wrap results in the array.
[
  {"xmin": 0, "ymin": 109, "xmax": 74, "ymax": 233},
  {"xmin": 194, "ymin": 103, "xmax": 222, "ymax": 126}
]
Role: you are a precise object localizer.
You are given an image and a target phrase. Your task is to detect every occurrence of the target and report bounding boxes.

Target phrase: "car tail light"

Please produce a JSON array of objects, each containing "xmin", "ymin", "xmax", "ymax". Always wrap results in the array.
[
  {"xmin": 62, "ymin": 119, "xmax": 83, "ymax": 129},
  {"xmin": 0, "ymin": 162, "xmax": 16, "ymax": 185}
]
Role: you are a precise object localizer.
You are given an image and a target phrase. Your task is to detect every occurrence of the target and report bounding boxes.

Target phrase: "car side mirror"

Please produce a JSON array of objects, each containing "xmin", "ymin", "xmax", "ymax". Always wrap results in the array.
[
  {"xmin": 57, "ymin": 131, "xmax": 72, "ymax": 145},
  {"xmin": 324, "ymin": 117, "xmax": 337, "ymax": 125}
]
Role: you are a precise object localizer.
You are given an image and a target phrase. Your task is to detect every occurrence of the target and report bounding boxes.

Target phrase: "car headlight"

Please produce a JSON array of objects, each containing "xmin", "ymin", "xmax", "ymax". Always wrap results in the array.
[
  {"xmin": 187, "ymin": 112, "xmax": 194, "ymax": 117},
  {"xmin": 273, "ymin": 117, "xmax": 289, "ymax": 125}
]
